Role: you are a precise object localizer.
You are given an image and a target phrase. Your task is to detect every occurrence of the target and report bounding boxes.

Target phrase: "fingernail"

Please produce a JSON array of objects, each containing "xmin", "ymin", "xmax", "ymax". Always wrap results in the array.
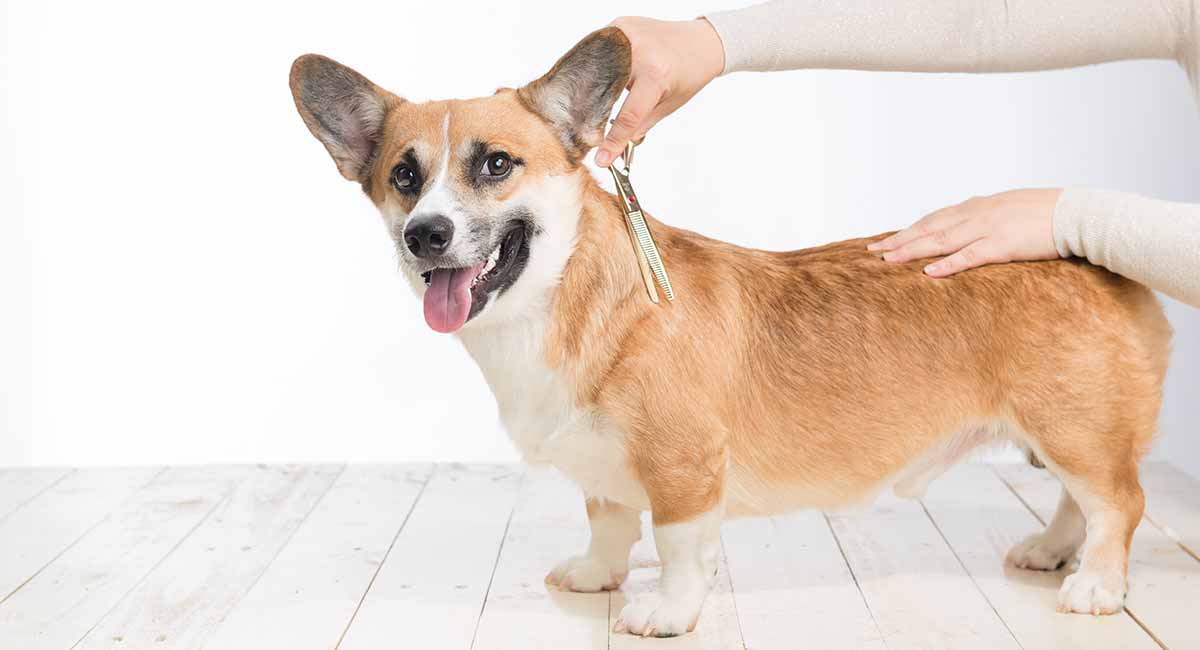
[
  {"xmin": 866, "ymin": 242, "xmax": 882, "ymax": 251},
  {"xmin": 924, "ymin": 263, "xmax": 938, "ymax": 274},
  {"xmin": 595, "ymin": 150, "xmax": 611, "ymax": 166},
  {"xmin": 882, "ymin": 252, "xmax": 897, "ymax": 262}
]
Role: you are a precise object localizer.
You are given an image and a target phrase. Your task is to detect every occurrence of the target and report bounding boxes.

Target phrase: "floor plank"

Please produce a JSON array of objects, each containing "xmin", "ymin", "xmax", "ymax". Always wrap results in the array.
[
  {"xmin": 1139, "ymin": 462, "xmax": 1200, "ymax": 561},
  {"xmin": 472, "ymin": 467, "xmax": 609, "ymax": 650},
  {"xmin": 72, "ymin": 464, "xmax": 343, "ymax": 650},
  {"xmin": 996, "ymin": 462, "xmax": 1200, "ymax": 649},
  {"xmin": 0, "ymin": 466, "xmax": 249, "ymax": 650},
  {"xmin": 336, "ymin": 465, "xmax": 521, "ymax": 650},
  {"xmin": 723, "ymin": 510, "xmax": 884, "ymax": 650},
  {"xmin": 0, "ymin": 468, "xmax": 74, "ymax": 522},
  {"xmin": 609, "ymin": 518, "xmax": 745, "ymax": 650},
  {"xmin": 1, "ymin": 462, "xmax": 1194, "ymax": 650},
  {"xmin": 202, "ymin": 464, "xmax": 432, "ymax": 650},
  {"xmin": 0, "ymin": 467, "xmax": 164, "ymax": 604},
  {"xmin": 827, "ymin": 492, "xmax": 1020, "ymax": 649},
  {"xmin": 921, "ymin": 464, "xmax": 1157, "ymax": 650}
]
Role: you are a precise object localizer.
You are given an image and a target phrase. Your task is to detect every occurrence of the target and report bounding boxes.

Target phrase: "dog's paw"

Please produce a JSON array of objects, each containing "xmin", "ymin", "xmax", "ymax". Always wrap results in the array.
[
  {"xmin": 613, "ymin": 593, "xmax": 700, "ymax": 638},
  {"xmin": 544, "ymin": 556, "xmax": 626, "ymax": 593},
  {"xmin": 1006, "ymin": 533, "xmax": 1076, "ymax": 571},
  {"xmin": 1057, "ymin": 569, "xmax": 1126, "ymax": 615}
]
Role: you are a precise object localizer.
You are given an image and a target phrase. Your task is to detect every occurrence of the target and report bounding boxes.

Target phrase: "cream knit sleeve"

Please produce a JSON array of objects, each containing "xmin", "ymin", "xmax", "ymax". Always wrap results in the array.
[
  {"xmin": 1054, "ymin": 189, "xmax": 1200, "ymax": 306},
  {"xmin": 704, "ymin": 1, "xmax": 1200, "ymax": 307},
  {"xmin": 703, "ymin": 0, "xmax": 1187, "ymax": 74}
]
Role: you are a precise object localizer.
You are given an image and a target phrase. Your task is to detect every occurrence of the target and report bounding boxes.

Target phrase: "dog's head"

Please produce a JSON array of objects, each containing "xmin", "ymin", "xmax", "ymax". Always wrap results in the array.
[{"xmin": 289, "ymin": 28, "xmax": 631, "ymax": 333}]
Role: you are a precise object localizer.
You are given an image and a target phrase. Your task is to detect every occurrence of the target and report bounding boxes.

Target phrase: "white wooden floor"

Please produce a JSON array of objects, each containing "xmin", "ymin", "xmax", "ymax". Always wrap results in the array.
[{"xmin": 1, "ymin": 463, "xmax": 1197, "ymax": 649}]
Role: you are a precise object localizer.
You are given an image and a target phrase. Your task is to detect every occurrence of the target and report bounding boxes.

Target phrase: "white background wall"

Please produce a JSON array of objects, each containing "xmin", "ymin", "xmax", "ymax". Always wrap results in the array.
[{"xmin": 2, "ymin": 0, "xmax": 1197, "ymax": 475}]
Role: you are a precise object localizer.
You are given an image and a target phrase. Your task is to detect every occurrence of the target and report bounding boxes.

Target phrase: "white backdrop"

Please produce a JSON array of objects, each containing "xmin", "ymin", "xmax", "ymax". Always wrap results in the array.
[{"xmin": 2, "ymin": 0, "xmax": 1198, "ymax": 475}]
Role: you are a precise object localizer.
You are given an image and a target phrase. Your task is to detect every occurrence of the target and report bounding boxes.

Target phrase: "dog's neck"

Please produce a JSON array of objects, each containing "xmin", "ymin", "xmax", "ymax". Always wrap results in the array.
[{"xmin": 543, "ymin": 175, "xmax": 661, "ymax": 401}]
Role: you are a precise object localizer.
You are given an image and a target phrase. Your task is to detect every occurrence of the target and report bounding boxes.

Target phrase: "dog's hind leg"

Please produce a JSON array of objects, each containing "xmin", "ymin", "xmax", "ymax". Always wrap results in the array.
[
  {"xmin": 1051, "ymin": 464, "xmax": 1144, "ymax": 615},
  {"xmin": 1005, "ymin": 323, "xmax": 1162, "ymax": 616},
  {"xmin": 546, "ymin": 498, "xmax": 641, "ymax": 592},
  {"xmin": 1012, "ymin": 425, "xmax": 1145, "ymax": 615},
  {"xmin": 1007, "ymin": 485, "xmax": 1086, "ymax": 570}
]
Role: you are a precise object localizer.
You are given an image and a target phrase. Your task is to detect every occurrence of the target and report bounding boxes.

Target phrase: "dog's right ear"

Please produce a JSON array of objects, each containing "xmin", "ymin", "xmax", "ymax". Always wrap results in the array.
[{"xmin": 289, "ymin": 54, "xmax": 398, "ymax": 183}]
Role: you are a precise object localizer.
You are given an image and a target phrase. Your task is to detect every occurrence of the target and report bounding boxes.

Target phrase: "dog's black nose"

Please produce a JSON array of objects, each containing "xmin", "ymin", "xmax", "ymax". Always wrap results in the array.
[{"xmin": 404, "ymin": 215, "xmax": 454, "ymax": 258}]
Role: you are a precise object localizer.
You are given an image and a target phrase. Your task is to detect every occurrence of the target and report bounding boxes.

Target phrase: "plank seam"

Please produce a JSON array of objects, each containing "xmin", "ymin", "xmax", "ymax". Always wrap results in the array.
[
  {"xmin": 990, "ymin": 466, "xmax": 1168, "ymax": 650},
  {"xmin": 333, "ymin": 464, "xmax": 436, "ymax": 650},
  {"xmin": 0, "ymin": 467, "xmax": 77, "ymax": 525},
  {"xmin": 1124, "ymin": 606, "xmax": 1171, "ymax": 650},
  {"xmin": 991, "ymin": 466, "xmax": 1046, "ymax": 526},
  {"xmin": 1141, "ymin": 511, "xmax": 1200, "ymax": 564},
  {"xmin": 822, "ymin": 512, "xmax": 891, "ymax": 650},
  {"xmin": 0, "ymin": 466, "xmax": 169, "ymax": 607},
  {"xmin": 66, "ymin": 467, "xmax": 252, "ymax": 650},
  {"xmin": 919, "ymin": 500, "xmax": 1025, "ymax": 649},
  {"xmin": 205, "ymin": 464, "xmax": 348, "ymax": 647},
  {"xmin": 717, "ymin": 538, "xmax": 749, "ymax": 650},
  {"xmin": 468, "ymin": 468, "xmax": 524, "ymax": 650}
]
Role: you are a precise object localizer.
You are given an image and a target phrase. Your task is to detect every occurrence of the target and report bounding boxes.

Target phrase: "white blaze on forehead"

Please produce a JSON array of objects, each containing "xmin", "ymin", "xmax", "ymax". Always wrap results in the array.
[
  {"xmin": 408, "ymin": 110, "xmax": 460, "ymax": 228},
  {"xmin": 442, "ymin": 111, "xmax": 450, "ymax": 149}
]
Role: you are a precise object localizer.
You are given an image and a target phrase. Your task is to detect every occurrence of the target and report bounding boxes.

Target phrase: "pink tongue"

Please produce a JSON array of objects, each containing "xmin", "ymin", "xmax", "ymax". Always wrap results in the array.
[{"xmin": 423, "ymin": 262, "xmax": 485, "ymax": 333}]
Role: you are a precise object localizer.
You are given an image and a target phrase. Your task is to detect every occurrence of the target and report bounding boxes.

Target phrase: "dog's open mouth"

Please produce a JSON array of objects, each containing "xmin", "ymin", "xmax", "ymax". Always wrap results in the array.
[{"xmin": 420, "ymin": 222, "xmax": 530, "ymax": 333}]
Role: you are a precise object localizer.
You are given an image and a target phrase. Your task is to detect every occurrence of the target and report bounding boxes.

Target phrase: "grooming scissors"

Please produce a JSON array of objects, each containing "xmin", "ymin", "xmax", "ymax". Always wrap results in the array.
[{"xmin": 607, "ymin": 141, "xmax": 676, "ymax": 303}]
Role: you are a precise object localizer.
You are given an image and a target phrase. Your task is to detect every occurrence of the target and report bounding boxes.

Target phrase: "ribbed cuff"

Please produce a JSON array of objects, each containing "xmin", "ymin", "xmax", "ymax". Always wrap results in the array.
[
  {"xmin": 1052, "ymin": 188, "xmax": 1089, "ymax": 259},
  {"xmin": 1053, "ymin": 187, "xmax": 1200, "ymax": 307},
  {"xmin": 1052, "ymin": 188, "xmax": 1128, "ymax": 264}
]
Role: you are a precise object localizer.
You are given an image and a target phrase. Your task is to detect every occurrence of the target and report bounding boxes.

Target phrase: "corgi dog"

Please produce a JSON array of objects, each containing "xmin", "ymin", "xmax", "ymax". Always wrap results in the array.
[{"xmin": 289, "ymin": 28, "xmax": 1171, "ymax": 636}]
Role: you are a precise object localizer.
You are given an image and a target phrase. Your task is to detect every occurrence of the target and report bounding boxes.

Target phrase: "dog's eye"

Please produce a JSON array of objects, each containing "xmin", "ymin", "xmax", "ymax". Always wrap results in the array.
[
  {"xmin": 391, "ymin": 164, "xmax": 419, "ymax": 193},
  {"xmin": 480, "ymin": 153, "xmax": 512, "ymax": 178}
]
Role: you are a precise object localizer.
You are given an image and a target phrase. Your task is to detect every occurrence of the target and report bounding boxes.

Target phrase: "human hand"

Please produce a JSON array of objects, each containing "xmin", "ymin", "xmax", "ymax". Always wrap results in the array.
[
  {"xmin": 595, "ymin": 17, "xmax": 725, "ymax": 167},
  {"xmin": 868, "ymin": 189, "xmax": 1064, "ymax": 276}
]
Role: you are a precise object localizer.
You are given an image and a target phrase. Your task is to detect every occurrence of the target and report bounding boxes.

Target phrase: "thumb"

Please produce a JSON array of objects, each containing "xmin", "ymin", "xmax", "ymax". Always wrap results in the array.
[{"xmin": 595, "ymin": 81, "xmax": 660, "ymax": 166}]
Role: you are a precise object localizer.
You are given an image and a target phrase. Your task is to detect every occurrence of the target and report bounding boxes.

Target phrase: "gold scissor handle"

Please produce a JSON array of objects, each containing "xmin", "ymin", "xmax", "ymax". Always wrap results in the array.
[
  {"xmin": 622, "ymin": 140, "xmax": 636, "ymax": 171},
  {"xmin": 612, "ymin": 138, "xmax": 642, "ymax": 172}
]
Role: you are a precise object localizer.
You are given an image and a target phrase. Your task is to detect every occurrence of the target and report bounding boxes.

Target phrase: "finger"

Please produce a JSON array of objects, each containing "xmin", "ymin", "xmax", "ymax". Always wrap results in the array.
[
  {"xmin": 631, "ymin": 117, "xmax": 659, "ymax": 143},
  {"xmin": 867, "ymin": 205, "xmax": 966, "ymax": 252},
  {"xmin": 631, "ymin": 98, "xmax": 685, "ymax": 142},
  {"xmin": 595, "ymin": 81, "xmax": 662, "ymax": 167},
  {"xmin": 881, "ymin": 218, "xmax": 985, "ymax": 264},
  {"xmin": 924, "ymin": 239, "xmax": 1004, "ymax": 277}
]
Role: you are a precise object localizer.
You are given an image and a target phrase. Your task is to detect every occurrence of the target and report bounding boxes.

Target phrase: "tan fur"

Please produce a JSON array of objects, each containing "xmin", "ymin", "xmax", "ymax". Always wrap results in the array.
[
  {"xmin": 547, "ymin": 186, "xmax": 1170, "ymax": 525},
  {"xmin": 291, "ymin": 28, "xmax": 1172, "ymax": 619}
]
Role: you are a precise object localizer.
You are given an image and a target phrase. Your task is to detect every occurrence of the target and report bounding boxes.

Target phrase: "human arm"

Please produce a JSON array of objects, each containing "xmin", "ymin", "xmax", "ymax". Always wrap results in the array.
[
  {"xmin": 871, "ymin": 188, "xmax": 1200, "ymax": 307},
  {"xmin": 597, "ymin": 0, "xmax": 1192, "ymax": 165},
  {"xmin": 705, "ymin": 0, "xmax": 1186, "ymax": 75}
]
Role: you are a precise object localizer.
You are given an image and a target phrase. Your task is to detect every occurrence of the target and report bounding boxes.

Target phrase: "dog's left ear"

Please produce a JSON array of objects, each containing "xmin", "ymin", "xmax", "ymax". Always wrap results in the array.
[{"xmin": 518, "ymin": 27, "xmax": 632, "ymax": 161}]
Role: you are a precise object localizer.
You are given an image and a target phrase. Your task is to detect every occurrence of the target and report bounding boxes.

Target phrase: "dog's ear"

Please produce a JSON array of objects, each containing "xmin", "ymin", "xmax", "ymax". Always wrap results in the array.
[
  {"xmin": 517, "ymin": 27, "xmax": 632, "ymax": 161},
  {"xmin": 289, "ymin": 54, "xmax": 398, "ymax": 183}
]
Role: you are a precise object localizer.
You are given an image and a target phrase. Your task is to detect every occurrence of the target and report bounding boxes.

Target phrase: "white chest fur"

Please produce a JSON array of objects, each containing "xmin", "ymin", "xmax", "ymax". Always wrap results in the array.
[{"xmin": 459, "ymin": 320, "xmax": 650, "ymax": 511}]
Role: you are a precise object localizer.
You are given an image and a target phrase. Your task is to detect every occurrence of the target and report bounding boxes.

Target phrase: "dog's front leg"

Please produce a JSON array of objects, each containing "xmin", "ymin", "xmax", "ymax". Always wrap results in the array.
[
  {"xmin": 614, "ymin": 460, "xmax": 724, "ymax": 637},
  {"xmin": 545, "ymin": 498, "xmax": 641, "ymax": 592}
]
